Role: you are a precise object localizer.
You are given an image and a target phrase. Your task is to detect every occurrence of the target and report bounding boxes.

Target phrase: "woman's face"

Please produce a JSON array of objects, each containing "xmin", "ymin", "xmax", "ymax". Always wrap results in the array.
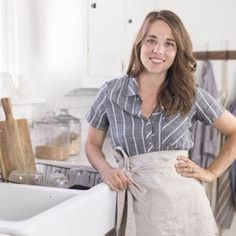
[{"xmin": 140, "ymin": 20, "xmax": 177, "ymax": 78}]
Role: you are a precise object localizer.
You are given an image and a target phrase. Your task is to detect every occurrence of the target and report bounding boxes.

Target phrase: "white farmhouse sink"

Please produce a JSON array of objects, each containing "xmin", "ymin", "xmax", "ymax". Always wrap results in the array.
[
  {"xmin": 0, "ymin": 182, "xmax": 116, "ymax": 236},
  {"xmin": 0, "ymin": 183, "xmax": 77, "ymax": 221}
]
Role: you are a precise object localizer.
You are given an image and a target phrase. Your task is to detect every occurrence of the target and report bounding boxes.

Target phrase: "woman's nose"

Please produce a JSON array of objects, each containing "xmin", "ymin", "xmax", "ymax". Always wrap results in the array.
[{"xmin": 153, "ymin": 44, "xmax": 164, "ymax": 55}]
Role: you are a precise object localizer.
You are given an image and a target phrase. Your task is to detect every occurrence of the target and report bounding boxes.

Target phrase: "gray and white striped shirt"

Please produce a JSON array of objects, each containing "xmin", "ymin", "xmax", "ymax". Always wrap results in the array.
[{"xmin": 86, "ymin": 75, "xmax": 225, "ymax": 157}]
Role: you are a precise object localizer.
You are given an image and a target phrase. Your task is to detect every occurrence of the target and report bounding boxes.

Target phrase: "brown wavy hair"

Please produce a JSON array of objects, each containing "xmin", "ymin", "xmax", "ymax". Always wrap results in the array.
[{"xmin": 126, "ymin": 10, "xmax": 197, "ymax": 116}]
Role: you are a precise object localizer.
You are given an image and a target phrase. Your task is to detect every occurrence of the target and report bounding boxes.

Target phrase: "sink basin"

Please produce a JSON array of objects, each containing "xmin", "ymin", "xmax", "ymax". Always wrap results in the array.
[
  {"xmin": 0, "ymin": 183, "xmax": 78, "ymax": 221},
  {"xmin": 0, "ymin": 182, "xmax": 116, "ymax": 236}
]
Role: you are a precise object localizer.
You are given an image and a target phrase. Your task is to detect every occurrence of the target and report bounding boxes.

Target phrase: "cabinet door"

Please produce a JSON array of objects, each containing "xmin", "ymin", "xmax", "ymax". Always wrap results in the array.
[
  {"xmin": 124, "ymin": 0, "xmax": 152, "ymax": 66},
  {"xmin": 83, "ymin": 0, "xmax": 126, "ymax": 88}
]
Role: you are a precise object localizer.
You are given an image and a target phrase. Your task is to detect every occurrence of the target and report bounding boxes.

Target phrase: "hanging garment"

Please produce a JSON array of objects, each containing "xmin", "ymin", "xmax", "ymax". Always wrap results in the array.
[
  {"xmin": 114, "ymin": 148, "xmax": 218, "ymax": 236},
  {"xmin": 190, "ymin": 60, "xmax": 234, "ymax": 229},
  {"xmin": 214, "ymin": 166, "xmax": 234, "ymax": 228},
  {"xmin": 190, "ymin": 61, "xmax": 219, "ymax": 213},
  {"xmin": 190, "ymin": 60, "xmax": 220, "ymax": 168},
  {"xmin": 213, "ymin": 62, "xmax": 234, "ymax": 229},
  {"xmin": 189, "ymin": 61, "xmax": 220, "ymax": 222},
  {"xmin": 229, "ymin": 102, "xmax": 236, "ymax": 205}
]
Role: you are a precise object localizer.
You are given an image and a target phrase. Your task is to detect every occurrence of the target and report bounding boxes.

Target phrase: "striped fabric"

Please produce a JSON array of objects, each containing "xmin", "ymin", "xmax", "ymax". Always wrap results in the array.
[
  {"xmin": 214, "ymin": 166, "xmax": 234, "ymax": 228},
  {"xmin": 214, "ymin": 131, "xmax": 234, "ymax": 229},
  {"xmin": 86, "ymin": 75, "xmax": 225, "ymax": 157}
]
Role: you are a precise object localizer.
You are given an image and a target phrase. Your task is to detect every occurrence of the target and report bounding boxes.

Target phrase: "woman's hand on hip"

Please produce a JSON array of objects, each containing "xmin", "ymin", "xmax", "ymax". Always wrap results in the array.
[
  {"xmin": 175, "ymin": 156, "xmax": 216, "ymax": 183},
  {"xmin": 100, "ymin": 167, "xmax": 132, "ymax": 191}
]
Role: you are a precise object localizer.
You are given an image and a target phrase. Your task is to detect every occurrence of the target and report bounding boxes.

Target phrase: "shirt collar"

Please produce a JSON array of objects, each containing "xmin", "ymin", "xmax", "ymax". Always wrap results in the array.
[{"xmin": 126, "ymin": 77, "xmax": 139, "ymax": 97}]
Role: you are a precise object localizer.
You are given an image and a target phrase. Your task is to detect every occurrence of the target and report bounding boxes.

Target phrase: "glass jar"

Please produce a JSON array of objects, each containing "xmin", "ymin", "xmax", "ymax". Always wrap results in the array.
[
  {"xmin": 32, "ymin": 111, "xmax": 70, "ymax": 161},
  {"xmin": 56, "ymin": 109, "xmax": 81, "ymax": 156}
]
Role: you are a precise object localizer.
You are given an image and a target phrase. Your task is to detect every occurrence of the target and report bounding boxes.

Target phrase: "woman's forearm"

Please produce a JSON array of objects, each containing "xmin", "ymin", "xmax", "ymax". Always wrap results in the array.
[
  {"xmin": 85, "ymin": 126, "xmax": 130, "ymax": 191},
  {"xmin": 207, "ymin": 134, "xmax": 236, "ymax": 179},
  {"xmin": 86, "ymin": 142, "xmax": 131, "ymax": 191},
  {"xmin": 85, "ymin": 142, "xmax": 113, "ymax": 174}
]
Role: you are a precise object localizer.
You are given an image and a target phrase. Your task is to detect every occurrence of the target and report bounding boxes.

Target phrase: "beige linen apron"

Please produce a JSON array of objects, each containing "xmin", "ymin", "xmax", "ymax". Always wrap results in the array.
[{"xmin": 114, "ymin": 148, "xmax": 218, "ymax": 236}]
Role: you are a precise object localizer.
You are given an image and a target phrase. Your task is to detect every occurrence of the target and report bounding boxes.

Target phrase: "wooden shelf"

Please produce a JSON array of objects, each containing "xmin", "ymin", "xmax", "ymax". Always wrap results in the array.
[{"xmin": 193, "ymin": 50, "xmax": 236, "ymax": 60}]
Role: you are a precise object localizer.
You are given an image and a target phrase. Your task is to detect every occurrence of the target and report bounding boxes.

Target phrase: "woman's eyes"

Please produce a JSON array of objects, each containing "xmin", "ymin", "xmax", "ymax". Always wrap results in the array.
[
  {"xmin": 145, "ymin": 39, "xmax": 175, "ymax": 48},
  {"xmin": 146, "ymin": 39, "xmax": 157, "ymax": 44},
  {"xmin": 165, "ymin": 41, "xmax": 175, "ymax": 47}
]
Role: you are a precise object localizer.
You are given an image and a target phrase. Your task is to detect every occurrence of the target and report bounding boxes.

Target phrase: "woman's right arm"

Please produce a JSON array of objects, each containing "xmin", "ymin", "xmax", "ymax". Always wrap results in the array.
[{"xmin": 85, "ymin": 125, "xmax": 131, "ymax": 191}]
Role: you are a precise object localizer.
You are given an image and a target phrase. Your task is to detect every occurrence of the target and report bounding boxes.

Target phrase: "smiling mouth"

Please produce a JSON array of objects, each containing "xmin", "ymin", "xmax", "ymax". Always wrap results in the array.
[{"xmin": 150, "ymin": 57, "xmax": 165, "ymax": 64}]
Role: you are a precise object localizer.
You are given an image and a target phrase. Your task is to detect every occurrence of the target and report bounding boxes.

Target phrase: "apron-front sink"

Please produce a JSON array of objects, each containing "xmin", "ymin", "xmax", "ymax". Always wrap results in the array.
[
  {"xmin": 0, "ymin": 182, "xmax": 116, "ymax": 236},
  {"xmin": 0, "ymin": 183, "xmax": 78, "ymax": 221}
]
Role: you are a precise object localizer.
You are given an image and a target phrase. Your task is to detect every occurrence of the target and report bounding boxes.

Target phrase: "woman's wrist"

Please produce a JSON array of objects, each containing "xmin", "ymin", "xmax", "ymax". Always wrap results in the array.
[
  {"xmin": 97, "ymin": 162, "xmax": 113, "ymax": 176},
  {"xmin": 205, "ymin": 168, "xmax": 218, "ymax": 183}
]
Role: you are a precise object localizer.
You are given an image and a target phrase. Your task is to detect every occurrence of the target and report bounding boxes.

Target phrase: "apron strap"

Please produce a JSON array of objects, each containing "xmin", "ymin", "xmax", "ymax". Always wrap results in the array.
[{"xmin": 113, "ymin": 147, "xmax": 148, "ymax": 236}]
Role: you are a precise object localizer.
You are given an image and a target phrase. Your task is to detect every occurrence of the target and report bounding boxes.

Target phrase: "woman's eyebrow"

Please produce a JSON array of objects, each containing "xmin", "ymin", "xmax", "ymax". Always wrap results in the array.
[
  {"xmin": 166, "ymin": 38, "xmax": 176, "ymax": 43},
  {"xmin": 146, "ymin": 35, "xmax": 157, "ymax": 39}
]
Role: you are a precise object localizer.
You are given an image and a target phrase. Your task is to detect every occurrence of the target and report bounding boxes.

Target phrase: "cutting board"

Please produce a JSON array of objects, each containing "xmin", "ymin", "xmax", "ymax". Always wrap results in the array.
[{"xmin": 0, "ymin": 97, "xmax": 36, "ymax": 180}]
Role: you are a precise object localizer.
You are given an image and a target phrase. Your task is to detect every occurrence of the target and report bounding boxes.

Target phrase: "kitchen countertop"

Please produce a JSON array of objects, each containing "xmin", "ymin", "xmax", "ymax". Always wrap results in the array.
[
  {"xmin": 35, "ymin": 140, "xmax": 117, "ymax": 169},
  {"xmin": 36, "ymin": 154, "xmax": 91, "ymax": 168}
]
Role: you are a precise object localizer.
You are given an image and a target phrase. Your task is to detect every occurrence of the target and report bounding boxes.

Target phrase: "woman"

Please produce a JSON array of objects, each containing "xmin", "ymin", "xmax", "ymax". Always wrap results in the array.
[{"xmin": 85, "ymin": 10, "xmax": 236, "ymax": 236}]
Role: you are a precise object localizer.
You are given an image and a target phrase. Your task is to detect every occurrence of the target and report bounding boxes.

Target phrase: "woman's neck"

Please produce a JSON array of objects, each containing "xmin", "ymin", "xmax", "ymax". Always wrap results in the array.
[
  {"xmin": 138, "ymin": 72, "xmax": 166, "ymax": 97},
  {"xmin": 137, "ymin": 73, "xmax": 166, "ymax": 118}
]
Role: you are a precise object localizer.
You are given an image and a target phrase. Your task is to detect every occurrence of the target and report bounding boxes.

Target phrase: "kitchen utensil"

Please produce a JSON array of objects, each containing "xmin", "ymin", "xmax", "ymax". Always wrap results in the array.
[
  {"xmin": 0, "ymin": 97, "xmax": 36, "ymax": 179},
  {"xmin": 8, "ymin": 170, "xmax": 28, "ymax": 184},
  {"xmin": 8, "ymin": 170, "xmax": 44, "ymax": 186},
  {"xmin": 69, "ymin": 167, "xmax": 90, "ymax": 186},
  {"xmin": 27, "ymin": 171, "xmax": 44, "ymax": 186},
  {"xmin": 46, "ymin": 172, "xmax": 72, "ymax": 188}
]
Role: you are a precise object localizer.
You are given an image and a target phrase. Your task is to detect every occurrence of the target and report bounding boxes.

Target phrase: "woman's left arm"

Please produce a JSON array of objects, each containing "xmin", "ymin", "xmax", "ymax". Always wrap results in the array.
[
  {"xmin": 207, "ymin": 110, "xmax": 236, "ymax": 179},
  {"xmin": 175, "ymin": 110, "xmax": 236, "ymax": 183}
]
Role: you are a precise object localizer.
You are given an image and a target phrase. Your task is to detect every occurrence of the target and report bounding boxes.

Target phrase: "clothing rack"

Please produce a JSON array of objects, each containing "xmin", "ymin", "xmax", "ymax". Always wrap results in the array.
[{"xmin": 193, "ymin": 50, "xmax": 236, "ymax": 60}]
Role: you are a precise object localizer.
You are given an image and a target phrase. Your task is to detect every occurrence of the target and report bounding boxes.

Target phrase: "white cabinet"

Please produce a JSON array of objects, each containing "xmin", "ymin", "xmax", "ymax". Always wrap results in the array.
[
  {"xmin": 82, "ymin": 0, "xmax": 126, "ymax": 88},
  {"xmin": 82, "ymin": 0, "xmax": 157, "ymax": 88},
  {"xmin": 124, "ymin": 0, "xmax": 152, "ymax": 66}
]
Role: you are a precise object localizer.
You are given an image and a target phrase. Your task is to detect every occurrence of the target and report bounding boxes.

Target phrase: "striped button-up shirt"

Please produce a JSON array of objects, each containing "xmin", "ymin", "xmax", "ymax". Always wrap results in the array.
[{"xmin": 86, "ymin": 75, "xmax": 225, "ymax": 157}]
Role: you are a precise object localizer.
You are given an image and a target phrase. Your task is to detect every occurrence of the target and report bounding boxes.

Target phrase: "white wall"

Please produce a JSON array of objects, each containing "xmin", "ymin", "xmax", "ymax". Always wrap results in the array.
[
  {"xmin": 33, "ymin": 0, "xmax": 84, "ymax": 108},
  {"xmin": 0, "ymin": 0, "xmax": 84, "ymax": 110},
  {"xmin": 1, "ymin": 0, "xmax": 236, "ymax": 108}
]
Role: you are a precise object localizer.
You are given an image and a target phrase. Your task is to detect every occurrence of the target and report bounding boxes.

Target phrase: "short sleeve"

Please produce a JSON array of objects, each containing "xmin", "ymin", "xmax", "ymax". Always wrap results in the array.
[
  {"xmin": 85, "ymin": 83, "xmax": 109, "ymax": 130},
  {"xmin": 194, "ymin": 87, "xmax": 225, "ymax": 125}
]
